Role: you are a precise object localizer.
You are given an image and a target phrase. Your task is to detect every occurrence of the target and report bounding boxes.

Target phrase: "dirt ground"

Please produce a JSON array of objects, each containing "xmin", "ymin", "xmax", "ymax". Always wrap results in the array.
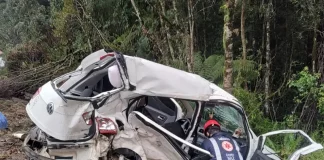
[{"xmin": 0, "ymin": 98, "xmax": 33, "ymax": 160}]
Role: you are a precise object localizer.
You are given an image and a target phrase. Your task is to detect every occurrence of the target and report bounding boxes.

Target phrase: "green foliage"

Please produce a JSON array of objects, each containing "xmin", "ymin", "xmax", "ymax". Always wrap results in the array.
[
  {"xmin": 194, "ymin": 54, "xmax": 258, "ymax": 87},
  {"xmin": 197, "ymin": 54, "xmax": 224, "ymax": 85},
  {"xmin": 288, "ymin": 67, "xmax": 324, "ymax": 114},
  {"xmin": 0, "ymin": 0, "xmax": 49, "ymax": 49},
  {"xmin": 170, "ymin": 57, "xmax": 188, "ymax": 71},
  {"xmin": 301, "ymin": 150, "xmax": 324, "ymax": 160},
  {"xmin": 0, "ymin": 0, "xmax": 324, "ymax": 158},
  {"xmin": 300, "ymin": 131, "xmax": 324, "ymax": 160},
  {"xmin": 52, "ymin": 0, "xmax": 77, "ymax": 44},
  {"xmin": 193, "ymin": 52, "xmax": 204, "ymax": 73},
  {"xmin": 233, "ymin": 60, "xmax": 259, "ymax": 86},
  {"xmin": 233, "ymin": 87, "xmax": 279, "ymax": 135},
  {"xmin": 264, "ymin": 133, "xmax": 304, "ymax": 159},
  {"xmin": 289, "ymin": 67, "xmax": 320, "ymax": 98},
  {"xmin": 0, "ymin": 68, "xmax": 7, "ymax": 77},
  {"xmin": 290, "ymin": 0, "xmax": 323, "ymax": 29},
  {"xmin": 6, "ymin": 42, "xmax": 47, "ymax": 73}
]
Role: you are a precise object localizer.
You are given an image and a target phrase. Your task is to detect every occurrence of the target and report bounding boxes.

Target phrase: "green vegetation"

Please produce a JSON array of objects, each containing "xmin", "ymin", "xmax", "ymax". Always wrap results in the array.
[{"xmin": 0, "ymin": 0, "xmax": 324, "ymax": 158}]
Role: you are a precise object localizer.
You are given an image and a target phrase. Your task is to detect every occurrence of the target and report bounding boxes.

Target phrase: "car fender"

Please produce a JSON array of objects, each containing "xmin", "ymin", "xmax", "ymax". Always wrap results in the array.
[{"xmin": 112, "ymin": 129, "xmax": 148, "ymax": 160}]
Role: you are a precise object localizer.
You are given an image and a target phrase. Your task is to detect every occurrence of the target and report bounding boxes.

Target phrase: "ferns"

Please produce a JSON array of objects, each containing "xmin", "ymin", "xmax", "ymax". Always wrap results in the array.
[
  {"xmin": 193, "ymin": 54, "xmax": 259, "ymax": 86},
  {"xmin": 199, "ymin": 54, "xmax": 224, "ymax": 83}
]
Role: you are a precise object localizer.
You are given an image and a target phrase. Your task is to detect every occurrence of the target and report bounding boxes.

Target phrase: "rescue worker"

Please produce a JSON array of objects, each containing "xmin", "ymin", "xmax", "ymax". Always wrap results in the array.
[{"xmin": 201, "ymin": 119, "xmax": 243, "ymax": 160}]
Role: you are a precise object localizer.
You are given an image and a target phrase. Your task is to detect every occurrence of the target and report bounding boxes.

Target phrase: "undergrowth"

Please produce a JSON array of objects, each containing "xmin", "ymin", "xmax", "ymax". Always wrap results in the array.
[{"xmin": 234, "ymin": 84, "xmax": 324, "ymax": 159}]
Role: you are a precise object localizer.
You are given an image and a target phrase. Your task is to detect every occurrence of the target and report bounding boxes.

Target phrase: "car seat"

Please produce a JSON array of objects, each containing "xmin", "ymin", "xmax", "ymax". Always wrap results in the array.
[
  {"xmin": 163, "ymin": 121, "xmax": 186, "ymax": 140},
  {"xmin": 108, "ymin": 64, "xmax": 122, "ymax": 88}
]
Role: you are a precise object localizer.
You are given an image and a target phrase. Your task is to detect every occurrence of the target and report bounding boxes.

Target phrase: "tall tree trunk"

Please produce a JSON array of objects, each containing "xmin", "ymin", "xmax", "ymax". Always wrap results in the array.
[
  {"xmin": 312, "ymin": 24, "xmax": 317, "ymax": 73},
  {"xmin": 203, "ymin": 1, "xmax": 207, "ymax": 58},
  {"xmin": 172, "ymin": 0, "xmax": 179, "ymax": 24},
  {"xmin": 241, "ymin": 0, "xmax": 248, "ymax": 90},
  {"xmin": 318, "ymin": 33, "xmax": 324, "ymax": 83},
  {"xmin": 158, "ymin": 0, "xmax": 175, "ymax": 61},
  {"xmin": 241, "ymin": 0, "xmax": 247, "ymax": 60},
  {"xmin": 172, "ymin": 0, "xmax": 183, "ymax": 60},
  {"xmin": 264, "ymin": 0, "xmax": 272, "ymax": 115},
  {"xmin": 223, "ymin": 0, "xmax": 235, "ymax": 94},
  {"xmin": 187, "ymin": 0, "xmax": 194, "ymax": 72}
]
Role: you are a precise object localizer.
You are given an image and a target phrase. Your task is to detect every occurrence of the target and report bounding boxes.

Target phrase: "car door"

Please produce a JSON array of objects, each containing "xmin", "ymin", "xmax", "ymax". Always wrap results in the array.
[
  {"xmin": 251, "ymin": 130, "xmax": 323, "ymax": 160},
  {"xmin": 127, "ymin": 96, "xmax": 181, "ymax": 126},
  {"xmin": 128, "ymin": 110, "xmax": 214, "ymax": 160}
]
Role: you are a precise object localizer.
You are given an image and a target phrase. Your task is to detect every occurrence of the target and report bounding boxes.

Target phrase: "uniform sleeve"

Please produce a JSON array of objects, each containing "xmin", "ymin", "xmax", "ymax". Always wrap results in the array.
[{"xmin": 201, "ymin": 139, "xmax": 211, "ymax": 151}]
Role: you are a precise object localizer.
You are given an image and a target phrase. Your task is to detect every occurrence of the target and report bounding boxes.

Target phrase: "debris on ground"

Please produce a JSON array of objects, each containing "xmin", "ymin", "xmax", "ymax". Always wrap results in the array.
[{"xmin": 0, "ymin": 98, "xmax": 32, "ymax": 160}]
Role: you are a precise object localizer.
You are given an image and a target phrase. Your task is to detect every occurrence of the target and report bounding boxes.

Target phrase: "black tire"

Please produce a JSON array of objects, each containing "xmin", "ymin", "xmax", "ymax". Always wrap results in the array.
[{"xmin": 108, "ymin": 148, "xmax": 142, "ymax": 160}]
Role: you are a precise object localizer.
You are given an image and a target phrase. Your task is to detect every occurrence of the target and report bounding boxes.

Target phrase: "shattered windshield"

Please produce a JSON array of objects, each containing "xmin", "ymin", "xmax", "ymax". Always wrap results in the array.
[{"xmin": 201, "ymin": 103, "xmax": 246, "ymax": 137}]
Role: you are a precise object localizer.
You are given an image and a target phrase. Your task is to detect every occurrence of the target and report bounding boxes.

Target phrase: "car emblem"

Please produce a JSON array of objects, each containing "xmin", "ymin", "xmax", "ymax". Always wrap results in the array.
[{"xmin": 47, "ymin": 103, "xmax": 54, "ymax": 115}]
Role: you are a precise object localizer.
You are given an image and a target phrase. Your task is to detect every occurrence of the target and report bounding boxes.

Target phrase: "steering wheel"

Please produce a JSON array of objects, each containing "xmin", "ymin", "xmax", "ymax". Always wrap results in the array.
[
  {"xmin": 233, "ymin": 137, "xmax": 247, "ymax": 146},
  {"xmin": 177, "ymin": 118, "xmax": 191, "ymax": 134}
]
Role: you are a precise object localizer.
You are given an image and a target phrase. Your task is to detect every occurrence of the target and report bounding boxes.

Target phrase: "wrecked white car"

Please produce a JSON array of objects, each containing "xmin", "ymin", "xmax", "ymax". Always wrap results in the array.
[{"xmin": 22, "ymin": 49, "xmax": 323, "ymax": 160}]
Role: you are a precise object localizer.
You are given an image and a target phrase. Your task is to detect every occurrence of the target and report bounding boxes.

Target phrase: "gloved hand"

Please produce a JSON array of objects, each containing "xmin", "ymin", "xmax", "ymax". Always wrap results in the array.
[{"xmin": 232, "ymin": 128, "xmax": 243, "ymax": 138}]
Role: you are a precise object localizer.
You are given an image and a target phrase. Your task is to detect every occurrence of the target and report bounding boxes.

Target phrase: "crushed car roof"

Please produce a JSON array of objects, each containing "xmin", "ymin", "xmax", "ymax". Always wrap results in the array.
[
  {"xmin": 123, "ymin": 55, "xmax": 213, "ymax": 101},
  {"xmin": 77, "ymin": 49, "xmax": 240, "ymax": 104}
]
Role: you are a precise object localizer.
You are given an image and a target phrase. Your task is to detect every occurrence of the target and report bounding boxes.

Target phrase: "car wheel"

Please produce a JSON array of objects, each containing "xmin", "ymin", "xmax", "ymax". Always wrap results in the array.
[{"xmin": 108, "ymin": 148, "xmax": 142, "ymax": 160}]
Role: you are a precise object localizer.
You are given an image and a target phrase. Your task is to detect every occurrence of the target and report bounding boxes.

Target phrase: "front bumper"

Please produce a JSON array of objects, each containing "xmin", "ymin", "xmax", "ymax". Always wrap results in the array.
[
  {"xmin": 22, "ymin": 134, "xmax": 54, "ymax": 160},
  {"xmin": 22, "ymin": 132, "xmax": 111, "ymax": 160}
]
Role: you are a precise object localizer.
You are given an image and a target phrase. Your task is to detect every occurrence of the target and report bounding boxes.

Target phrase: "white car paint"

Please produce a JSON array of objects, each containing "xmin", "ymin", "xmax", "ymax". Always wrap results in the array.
[
  {"xmin": 23, "ymin": 50, "xmax": 323, "ymax": 160},
  {"xmin": 170, "ymin": 98, "xmax": 184, "ymax": 120},
  {"xmin": 258, "ymin": 130, "xmax": 324, "ymax": 160},
  {"xmin": 130, "ymin": 111, "xmax": 214, "ymax": 157}
]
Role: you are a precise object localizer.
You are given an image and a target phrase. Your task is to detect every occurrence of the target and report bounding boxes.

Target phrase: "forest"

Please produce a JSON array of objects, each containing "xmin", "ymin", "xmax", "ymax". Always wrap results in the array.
[{"xmin": 0, "ymin": 0, "xmax": 324, "ymax": 159}]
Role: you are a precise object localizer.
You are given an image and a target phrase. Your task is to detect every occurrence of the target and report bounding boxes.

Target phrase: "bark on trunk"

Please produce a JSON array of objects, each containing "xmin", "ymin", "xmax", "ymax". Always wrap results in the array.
[
  {"xmin": 187, "ymin": 0, "xmax": 194, "ymax": 72},
  {"xmin": 241, "ymin": 0, "xmax": 248, "ymax": 90},
  {"xmin": 172, "ymin": 0, "xmax": 184, "ymax": 60},
  {"xmin": 241, "ymin": 0, "xmax": 247, "ymax": 60},
  {"xmin": 203, "ymin": 1, "xmax": 207, "ymax": 58},
  {"xmin": 223, "ymin": 0, "xmax": 235, "ymax": 94},
  {"xmin": 318, "ymin": 34, "xmax": 324, "ymax": 83},
  {"xmin": 264, "ymin": 0, "xmax": 272, "ymax": 115},
  {"xmin": 173, "ymin": 0, "xmax": 179, "ymax": 25},
  {"xmin": 130, "ymin": 0, "xmax": 143, "ymax": 27},
  {"xmin": 158, "ymin": 0, "xmax": 175, "ymax": 61},
  {"xmin": 312, "ymin": 25, "xmax": 317, "ymax": 73}
]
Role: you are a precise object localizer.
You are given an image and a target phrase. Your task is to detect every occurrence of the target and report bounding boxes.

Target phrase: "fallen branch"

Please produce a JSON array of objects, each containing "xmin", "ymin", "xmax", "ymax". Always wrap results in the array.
[{"xmin": 0, "ymin": 54, "xmax": 74, "ymax": 98}]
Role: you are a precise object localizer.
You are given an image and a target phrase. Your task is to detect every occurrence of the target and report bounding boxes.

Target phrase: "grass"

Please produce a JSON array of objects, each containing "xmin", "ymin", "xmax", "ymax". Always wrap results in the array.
[
  {"xmin": 300, "ymin": 146, "xmax": 324, "ymax": 160},
  {"xmin": 301, "ymin": 131, "xmax": 324, "ymax": 160},
  {"xmin": 263, "ymin": 132, "xmax": 324, "ymax": 160}
]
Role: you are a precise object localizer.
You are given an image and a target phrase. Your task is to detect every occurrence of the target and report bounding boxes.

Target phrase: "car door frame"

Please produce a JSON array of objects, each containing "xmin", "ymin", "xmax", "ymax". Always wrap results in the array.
[
  {"xmin": 127, "ymin": 100, "xmax": 215, "ymax": 159},
  {"xmin": 197, "ymin": 99, "xmax": 252, "ymax": 159},
  {"xmin": 251, "ymin": 129, "xmax": 323, "ymax": 160},
  {"xmin": 130, "ymin": 111, "xmax": 214, "ymax": 159}
]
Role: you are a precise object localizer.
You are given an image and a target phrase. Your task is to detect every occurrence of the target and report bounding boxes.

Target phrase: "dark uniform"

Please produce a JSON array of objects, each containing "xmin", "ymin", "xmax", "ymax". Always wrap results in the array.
[{"xmin": 202, "ymin": 132, "xmax": 243, "ymax": 160}]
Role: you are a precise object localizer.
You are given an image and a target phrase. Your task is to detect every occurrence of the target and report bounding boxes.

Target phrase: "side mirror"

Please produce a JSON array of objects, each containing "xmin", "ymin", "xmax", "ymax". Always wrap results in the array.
[{"xmin": 191, "ymin": 153, "xmax": 212, "ymax": 160}]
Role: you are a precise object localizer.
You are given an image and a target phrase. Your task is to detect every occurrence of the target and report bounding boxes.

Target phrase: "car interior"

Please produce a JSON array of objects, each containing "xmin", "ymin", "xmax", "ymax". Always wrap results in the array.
[
  {"xmin": 127, "ymin": 97, "xmax": 182, "ymax": 126},
  {"xmin": 192, "ymin": 103, "xmax": 249, "ymax": 158},
  {"xmin": 129, "ymin": 98, "xmax": 195, "ymax": 143},
  {"xmin": 127, "ymin": 97, "xmax": 250, "ymax": 158},
  {"xmin": 66, "ymin": 63, "xmax": 121, "ymax": 97}
]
